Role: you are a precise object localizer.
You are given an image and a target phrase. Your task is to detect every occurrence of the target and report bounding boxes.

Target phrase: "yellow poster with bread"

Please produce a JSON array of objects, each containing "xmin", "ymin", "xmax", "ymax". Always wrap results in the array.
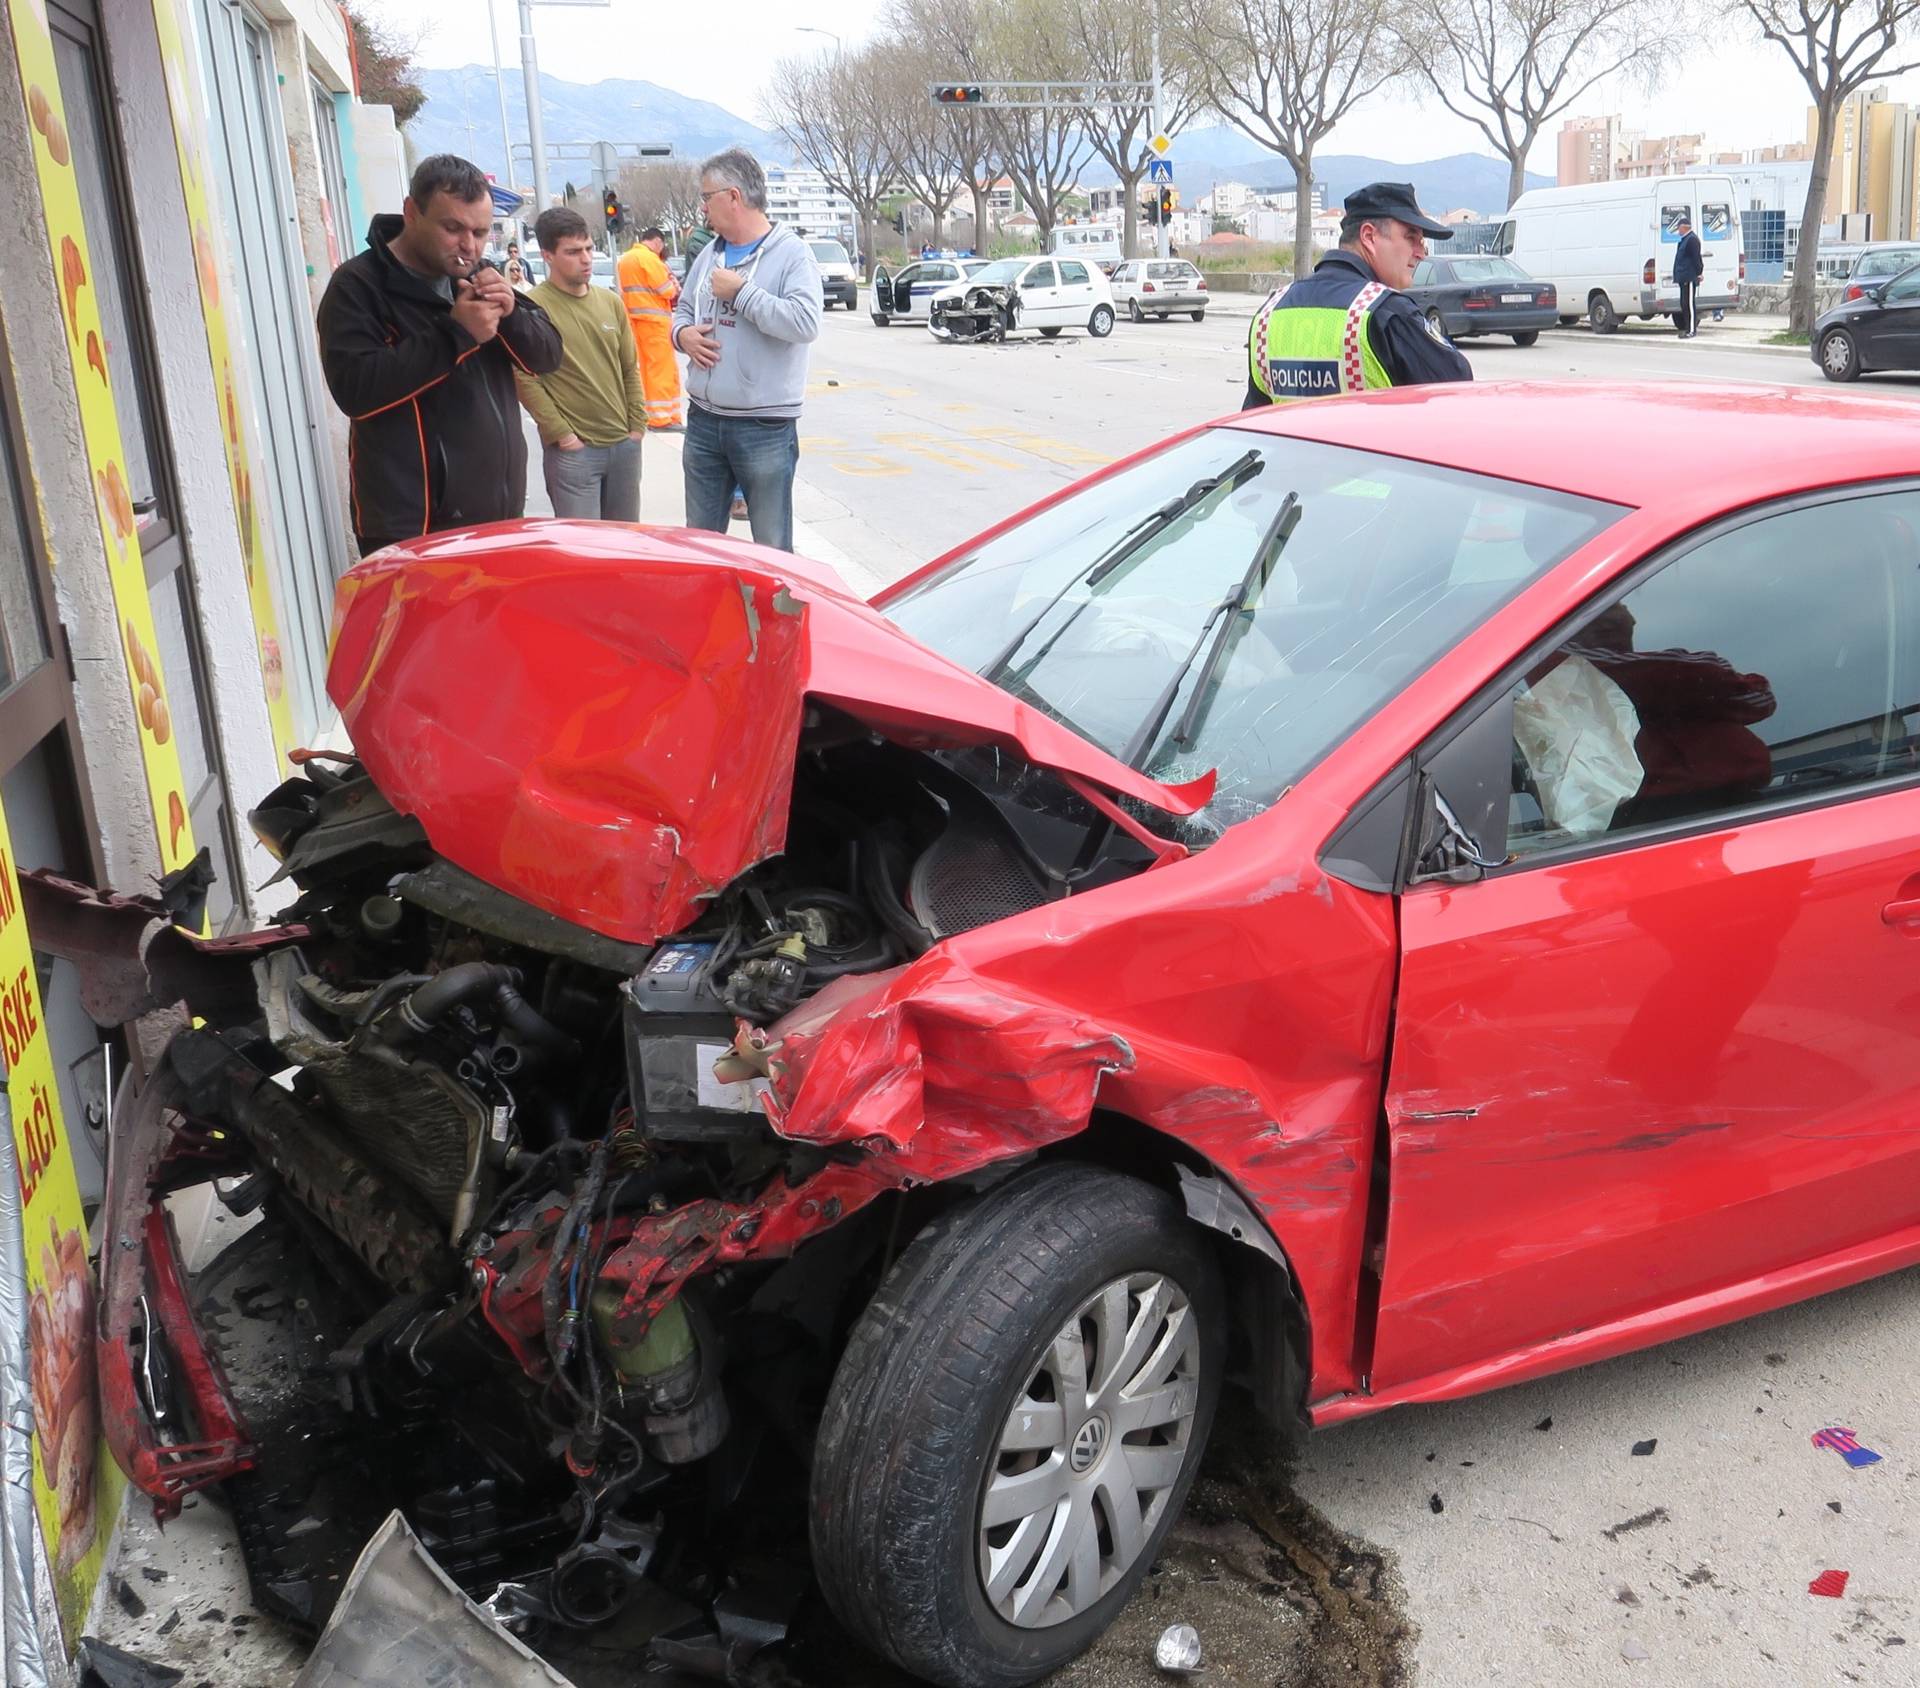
[
  {"xmin": 6, "ymin": 0, "xmax": 199, "ymax": 879},
  {"xmin": 0, "ymin": 795, "xmax": 121, "ymax": 1646},
  {"xmin": 149, "ymin": 0, "xmax": 298, "ymax": 768}
]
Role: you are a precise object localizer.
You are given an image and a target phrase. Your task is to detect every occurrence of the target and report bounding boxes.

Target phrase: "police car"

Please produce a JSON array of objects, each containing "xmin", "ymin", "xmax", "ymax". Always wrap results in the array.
[{"xmin": 870, "ymin": 258, "xmax": 995, "ymax": 324}]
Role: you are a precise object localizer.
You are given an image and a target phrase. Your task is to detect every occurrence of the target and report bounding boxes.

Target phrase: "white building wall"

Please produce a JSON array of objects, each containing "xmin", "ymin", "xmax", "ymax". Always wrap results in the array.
[{"xmin": 763, "ymin": 165, "xmax": 856, "ymax": 243}]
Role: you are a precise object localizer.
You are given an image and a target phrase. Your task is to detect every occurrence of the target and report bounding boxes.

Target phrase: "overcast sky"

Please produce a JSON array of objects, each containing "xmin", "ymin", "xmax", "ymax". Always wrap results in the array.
[{"xmin": 380, "ymin": 0, "xmax": 1920, "ymax": 171}]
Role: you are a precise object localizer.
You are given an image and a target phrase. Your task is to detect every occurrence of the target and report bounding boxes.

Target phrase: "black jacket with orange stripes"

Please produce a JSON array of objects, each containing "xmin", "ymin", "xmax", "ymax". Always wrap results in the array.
[{"xmin": 318, "ymin": 215, "xmax": 563, "ymax": 548}]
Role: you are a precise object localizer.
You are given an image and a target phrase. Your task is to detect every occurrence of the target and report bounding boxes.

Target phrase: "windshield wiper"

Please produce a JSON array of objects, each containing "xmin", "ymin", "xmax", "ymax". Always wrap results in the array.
[
  {"xmin": 982, "ymin": 449, "xmax": 1265, "ymax": 684},
  {"xmin": 1121, "ymin": 491, "xmax": 1304, "ymax": 771}
]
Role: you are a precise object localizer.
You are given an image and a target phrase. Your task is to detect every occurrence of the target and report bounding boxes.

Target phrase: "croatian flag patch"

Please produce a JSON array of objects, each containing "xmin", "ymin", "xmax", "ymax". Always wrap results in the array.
[{"xmin": 1811, "ymin": 1427, "xmax": 1882, "ymax": 1469}]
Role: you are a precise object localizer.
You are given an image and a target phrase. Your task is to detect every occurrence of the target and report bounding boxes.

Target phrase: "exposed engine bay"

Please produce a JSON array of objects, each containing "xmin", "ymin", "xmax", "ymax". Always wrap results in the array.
[
  {"xmin": 82, "ymin": 716, "xmax": 1169, "ymax": 1644},
  {"xmin": 930, "ymin": 283, "xmax": 1020, "ymax": 343}
]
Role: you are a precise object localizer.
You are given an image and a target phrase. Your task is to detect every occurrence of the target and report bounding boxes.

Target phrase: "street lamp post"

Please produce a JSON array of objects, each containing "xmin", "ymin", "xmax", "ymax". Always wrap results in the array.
[
  {"xmin": 486, "ymin": 0, "xmax": 515, "ymax": 197},
  {"xmin": 518, "ymin": 0, "xmax": 549, "ymax": 211}
]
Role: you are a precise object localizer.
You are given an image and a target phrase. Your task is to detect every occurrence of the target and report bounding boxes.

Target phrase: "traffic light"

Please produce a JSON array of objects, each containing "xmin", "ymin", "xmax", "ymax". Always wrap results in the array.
[
  {"xmin": 934, "ymin": 85, "xmax": 984, "ymax": 104},
  {"xmin": 1159, "ymin": 186, "xmax": 1174, "ymax": 220},
  {"xmin": 604, "ymin": 189, "xmax": 622, "ymax": 230}
]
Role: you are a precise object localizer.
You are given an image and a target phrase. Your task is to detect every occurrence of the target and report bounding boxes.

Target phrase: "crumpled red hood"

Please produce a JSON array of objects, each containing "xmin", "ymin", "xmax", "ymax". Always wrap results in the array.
[{"xmin": 328, "ymin": 521, "xmax": 1214, "ymax": 946}]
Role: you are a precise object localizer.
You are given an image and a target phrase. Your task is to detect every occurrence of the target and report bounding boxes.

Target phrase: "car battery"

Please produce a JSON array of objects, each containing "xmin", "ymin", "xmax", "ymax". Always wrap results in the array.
[{"xmin": 621, "ymin": 943, "xmax": 771, "ymax": 1141}]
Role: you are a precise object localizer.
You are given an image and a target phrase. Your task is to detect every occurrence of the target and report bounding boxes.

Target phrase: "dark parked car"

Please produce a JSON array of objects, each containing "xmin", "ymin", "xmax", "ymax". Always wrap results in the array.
[
  {"xmin": 1408, "ymin": 254, "xmax": 1558, "ymax": 345},
  {"xmin": 1814, "ymin": 260, "xmax": 1920, "ymax": 379}
]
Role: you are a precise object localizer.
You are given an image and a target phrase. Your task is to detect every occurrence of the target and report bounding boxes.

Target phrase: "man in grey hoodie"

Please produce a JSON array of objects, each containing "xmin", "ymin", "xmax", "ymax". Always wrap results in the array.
[{"xmin": 672, "ymin": 148, "xmax": 824, "ymax": 550}]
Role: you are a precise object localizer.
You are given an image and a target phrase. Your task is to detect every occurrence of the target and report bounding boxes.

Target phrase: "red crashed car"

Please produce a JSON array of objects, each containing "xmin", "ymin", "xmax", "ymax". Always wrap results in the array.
[{"xmin": 51, "ymin": 382, "xmax": 1920, "ymax": 1687}]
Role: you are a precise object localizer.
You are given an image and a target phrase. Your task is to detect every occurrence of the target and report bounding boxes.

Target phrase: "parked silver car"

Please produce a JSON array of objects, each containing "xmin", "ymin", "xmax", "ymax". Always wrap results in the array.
[{"xmin": 1108, "ymin": 259, "xmax": 1209, "ymax": 322}]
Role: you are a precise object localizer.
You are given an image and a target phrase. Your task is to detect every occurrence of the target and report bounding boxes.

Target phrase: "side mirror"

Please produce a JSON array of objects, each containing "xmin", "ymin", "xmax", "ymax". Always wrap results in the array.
[{"xmin": 1411, "ymin": 774, "xmax": 1506, "ymax": 885}]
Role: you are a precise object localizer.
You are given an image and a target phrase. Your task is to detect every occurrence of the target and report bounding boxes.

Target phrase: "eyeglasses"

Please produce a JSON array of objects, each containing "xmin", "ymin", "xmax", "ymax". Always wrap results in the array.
[{"xmin": 698, "ymin": 187, "xmax": 735, "ymax": 203}]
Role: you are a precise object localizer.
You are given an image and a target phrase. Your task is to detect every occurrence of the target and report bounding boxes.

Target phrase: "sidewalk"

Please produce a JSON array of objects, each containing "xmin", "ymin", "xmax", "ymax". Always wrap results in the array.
[{"xmin": 519, "ymin": 419, "xmax": 897, "ymax": 598}]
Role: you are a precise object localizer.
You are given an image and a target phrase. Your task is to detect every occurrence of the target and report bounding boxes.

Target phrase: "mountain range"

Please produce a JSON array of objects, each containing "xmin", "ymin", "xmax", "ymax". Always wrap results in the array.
[
  {"xmin": 408, "ymin": 67, "xmax": 1546, "ymax": 218},
  {"xmin": 409, "ymin": 67, "xmax": 786, "ymax": 189}
]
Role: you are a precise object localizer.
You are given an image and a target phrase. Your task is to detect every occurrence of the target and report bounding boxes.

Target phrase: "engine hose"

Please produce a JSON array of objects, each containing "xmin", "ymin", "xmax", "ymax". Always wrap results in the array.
[
  {"xmin": 860, "ymin": 831, "xmax": 933, "ymax": 958},
  {"xmin": 392, "ymin": 961, "xmax": 581, "ymax": 1068}
]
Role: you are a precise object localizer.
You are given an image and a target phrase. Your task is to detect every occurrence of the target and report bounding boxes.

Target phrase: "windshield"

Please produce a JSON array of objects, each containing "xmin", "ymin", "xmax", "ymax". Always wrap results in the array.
[
  {"xmin": 809, "ymin": 241, "xmax": 850, "ymax": 264},
  {"xmin": 1449, "ymin": 257, "xmax": 1529, "ymax": 283},
  {"xmin": 1857, "ymin": 247, "xmax": 1920, "ymax": 277},
  {"xmin": 886, "ymin": 430, "xmax": 1623, "ymax": 840},
  {"xmin": 963, "ymin": 260, "xmax": 1026, "ymax": 285}
]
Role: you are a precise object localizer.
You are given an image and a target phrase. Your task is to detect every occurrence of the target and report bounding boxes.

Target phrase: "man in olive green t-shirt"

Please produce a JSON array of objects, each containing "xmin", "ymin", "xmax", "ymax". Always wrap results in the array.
[{"xmin": 515, "ymin": 208, "xmax": 648, "ymax": 520}]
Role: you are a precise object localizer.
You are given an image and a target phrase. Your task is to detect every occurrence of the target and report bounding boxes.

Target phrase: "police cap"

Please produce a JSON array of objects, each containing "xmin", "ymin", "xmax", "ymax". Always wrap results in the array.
[{"xmin": 1343, "ymin": 181, "xmax": 1453, "ymax": 239}]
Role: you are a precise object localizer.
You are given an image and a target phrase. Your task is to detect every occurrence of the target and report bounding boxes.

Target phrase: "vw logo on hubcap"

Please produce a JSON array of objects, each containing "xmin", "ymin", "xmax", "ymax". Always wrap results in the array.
[{"xmin": 1069, "ymin": 1414, "xmax": 1109, "ymax": 1474}]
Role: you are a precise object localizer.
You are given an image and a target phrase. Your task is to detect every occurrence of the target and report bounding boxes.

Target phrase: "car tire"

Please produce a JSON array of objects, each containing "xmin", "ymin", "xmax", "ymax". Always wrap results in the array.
[
  {"xmin": 1820, "ymin": 327, "xmax": 1860, "ymax": 382},
  {"xmin": 872, "ymin": 312, "xmax": 890, "ymax": 326},
  {"xmin": 1191, "ymin": 310, "xmax": 1205, "ymax": 322},
  {"xmin": 1512, "ymin": 330, "xmax": 1540, "ymax": 347},
  {"xmin": 1089, "ymin": 304, "xmax": 1115, "ymax": 338},
  {"xmin": 1589, "ymin": 293, "xmax": 1619, "ymax": 333},
  {"xmin": 810, "ymin": 1166, "xmax": 1225, "ymax": 1688},
  {"xmin": 1039, "ymin": 326, "xmax": 1064, "ymax": 339},
  {"xmin": 1128, "ymin": 299, "xmax": 1145, "ymax": 323},
  {"xmin": 1558, "ymin": 314, "xmax": 1578, "ymax": 327}
]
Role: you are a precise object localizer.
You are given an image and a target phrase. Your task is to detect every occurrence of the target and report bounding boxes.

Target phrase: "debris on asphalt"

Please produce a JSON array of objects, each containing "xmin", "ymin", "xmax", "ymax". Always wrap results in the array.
[
  {"xmin": 1615, "ymin": 1586, "xmax": 1641, "ymax": 1606},
  {"xmin": 1828, "ymin": 1501, "xmax": 1843, "ymax": 1514},
  {"xmin": 1631, "ymin": 1439, "xmax": 1657, "ymax": 1456},
  {"xmin": 1428, "ymin": 1493, "xmax": 1444, "ymax": 1514},
  {"xmin": 74, "ymin": 1638, "xmax": 186, "ymax": 1688},
  {"xmin": 1153, "ymin": 1623, "xmax": 1204, "ymax": 1675},
  {"xmin": 112, "ymin": 1577, "xmax": 148, "ymax": 1619},
  {"xmin": 1602, "ymin": 1507, "xmax": 1670, "ymax": 1541},
  {"xmin": 1534, "ymin": 1416, "xmax": 1553, "ymax": 1432},
  {"xmin": 1809, "ymin": 1569, "xmax": 1850, "ymax": 1598},
  {"xmin": 1621, "ymin": 1636, "xmax": 1650, "ymax": 1662},
  {"xmin": 1812, "ymin": 1427, "xmax": 1882, "ymax": 1468}
]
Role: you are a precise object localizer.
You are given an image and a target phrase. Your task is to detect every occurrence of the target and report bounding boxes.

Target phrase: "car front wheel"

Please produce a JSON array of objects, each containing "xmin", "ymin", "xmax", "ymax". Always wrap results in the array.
[
  {"xmin": 810, "ymin": 1166, "xmax": 1224, "ymax": 1688},
  {"xmin": 1088, "ymin": 304, "xmax": 1115, "ymax": 338},
  {"xmin": 1820, "ymin": 327, "xmax": 1860, "ymax": 381}
]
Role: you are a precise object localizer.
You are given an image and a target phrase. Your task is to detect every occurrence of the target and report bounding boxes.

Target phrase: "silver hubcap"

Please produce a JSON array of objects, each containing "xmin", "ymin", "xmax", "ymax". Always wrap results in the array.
[
  {"xmin": 976, "ymin": 1272, "xmax": 1200, "ymax": 1629},
  {"xmin": 1825, "ymin": 335, "xmax": 1850, "ymax": 374}
]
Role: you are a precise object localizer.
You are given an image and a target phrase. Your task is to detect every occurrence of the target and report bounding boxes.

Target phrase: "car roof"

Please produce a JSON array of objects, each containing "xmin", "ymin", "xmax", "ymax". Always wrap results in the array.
[{"xmin": 1227, "ymin": 382, "xmax": 1918, "ymax": 510}]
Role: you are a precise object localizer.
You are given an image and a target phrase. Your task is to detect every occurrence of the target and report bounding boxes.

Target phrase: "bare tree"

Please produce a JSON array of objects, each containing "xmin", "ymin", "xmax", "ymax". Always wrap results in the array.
[
  {"xmin": 1057, "ymin": 2, "xmax": 1208, "ymax": 257},
  {"xmin": 1399, "ymin": 0, "xmax": 1675, "ymax": 208},
  {"xmin": 974, "ymin": 0, "xmax": 1095, "ymax": 244},
  {"xmin": 615, "ymin": 160, "xmax": 704, "ymax": 249},
  {"xmin": 1738, "ymin": 0, "xmax": 1920, "ymax": 332},
  {"xmin": 891, "ymin": 0, "xmax": 1001, "ymax": 247},
  {"xmin": 764, "ymin": 46, "xmax": 899, "ymax": 273},
  {"xmin": 1174, "ymin": 0, "xmax": 1411, "ymax": 274},
  {"xmin": 873, "ymin": 39, "xmax": 964, "ymax": 246}
]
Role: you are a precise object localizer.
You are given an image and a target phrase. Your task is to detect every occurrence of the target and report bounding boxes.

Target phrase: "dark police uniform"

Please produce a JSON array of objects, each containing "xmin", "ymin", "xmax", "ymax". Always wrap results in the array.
[{"xmin": 1243, "ymin": 182, "xmax": 1472, "ymax": 407}]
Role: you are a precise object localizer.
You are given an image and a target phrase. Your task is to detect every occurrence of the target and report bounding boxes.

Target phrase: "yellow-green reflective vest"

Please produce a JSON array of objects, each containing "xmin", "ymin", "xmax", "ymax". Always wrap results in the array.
[{"xmin": 1248, "ymin": 280, "xmax": 1391, "ymax": 402}]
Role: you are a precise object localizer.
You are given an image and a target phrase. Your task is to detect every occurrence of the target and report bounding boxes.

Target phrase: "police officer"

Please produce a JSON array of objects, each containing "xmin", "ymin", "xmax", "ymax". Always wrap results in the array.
[{"xmin": 1244, "ymin": 181, "xmax": 1471, "ymax": 407}]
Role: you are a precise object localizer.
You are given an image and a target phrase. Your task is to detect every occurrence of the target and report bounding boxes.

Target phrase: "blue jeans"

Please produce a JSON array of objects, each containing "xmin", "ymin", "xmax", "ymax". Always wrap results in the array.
[
  {"xmin": 544, "ymin": 437, "xmax": 641, "ymax": 521},
  {"xmin": 684, "ymin": 405, "xmax": 799, "ymax": 551}
]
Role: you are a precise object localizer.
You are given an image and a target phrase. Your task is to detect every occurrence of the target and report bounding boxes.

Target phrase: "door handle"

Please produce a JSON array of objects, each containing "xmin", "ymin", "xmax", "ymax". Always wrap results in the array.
[{"xmin": 1881, "ymin": 897, "xmax": 1920, "ymax": 925}]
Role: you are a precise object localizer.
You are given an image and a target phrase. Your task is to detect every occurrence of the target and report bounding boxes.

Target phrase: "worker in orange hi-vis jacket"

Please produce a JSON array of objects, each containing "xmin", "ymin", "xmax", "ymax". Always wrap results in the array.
[{"xmin": 617, "ymin": 227, "xmax": 685, "ymax": 432}]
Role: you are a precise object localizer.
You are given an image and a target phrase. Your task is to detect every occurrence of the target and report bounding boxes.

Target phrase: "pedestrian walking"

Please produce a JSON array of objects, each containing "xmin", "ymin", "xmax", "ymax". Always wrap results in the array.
[
  {"xmin": 617, "ymin": 227, "xmax": 686, "ymax": 432},
  {"xmin": 316, "ymin": 153, "xmax": 561, "ymax": 556},
  {"xmin": 672, "ymin": 147, "xmax": 823, "ymax": 551},
  {"xmin": 1673, "ymin": 215, "xmax": 1704, "ymax": 338},
  {"xmin": 1244, "ymin": 182, "xmax": 1470, "ymax": 406},
  {"xmin": 516, "ymin": 208, "xmax": 648, "ymax": 522}
]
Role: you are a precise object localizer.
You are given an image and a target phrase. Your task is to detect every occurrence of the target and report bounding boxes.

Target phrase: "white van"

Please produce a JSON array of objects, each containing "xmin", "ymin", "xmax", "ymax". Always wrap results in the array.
[
  {"xmin": 1494, "ymin": 176, "xmax": 1743, "ymax": 332},
  {"xmin": 1045, "ymin": 224, "xmax": 1124, "ymax": 275}
]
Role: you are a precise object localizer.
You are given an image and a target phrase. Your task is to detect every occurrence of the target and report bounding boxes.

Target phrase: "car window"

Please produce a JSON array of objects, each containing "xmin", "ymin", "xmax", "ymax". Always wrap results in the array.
[
  {"xmin": 1027, "ymin": 262, "xmax": 1058, "ymax": 288},
  {"xmin": 1884, "ymin": 265, "xmax": 1920, "ymax": 300},
  {"xmin": 1507, "ymin": 491, "xmax": 1920, "ymax": 857},
  {"xmin": 1059, "ymin": 260, "xmax": 1091, "ymax": 284},
  {"xmin": 1494, "ymin": 220, "xmax": 1515, "ymax": 256},
  {"xmin": 1412, "ymin": 260, "xmax": 1440, "ymax": 285},
  {"xmin": 925, "ymin": 263, "xmax": 958, "ymax": 282},
  {"xmin": 809, "ymin": 241, "xmax": 851, "ymax": 264},
  {"xmin": 886, "ymin": 430, "xmax": 1621, "ymax": 841},
  {"xmin": 1113, "ymin": 263, "xmax": 1134, "ymax": 281},
  {"xmin": 1148, "ymin": 262, "xmax": 1193, "ymax": 279},
  {"xmin": 1451, "ymin": 257, "xmax": 1529, "ymax": 283},
  {"xmin": 1858, "ymin": 248, "xmax": 1920, "ymax": 278},
  {"xmin": 895, "ymin": 264, "xmax": 921, "ymax": 287}
]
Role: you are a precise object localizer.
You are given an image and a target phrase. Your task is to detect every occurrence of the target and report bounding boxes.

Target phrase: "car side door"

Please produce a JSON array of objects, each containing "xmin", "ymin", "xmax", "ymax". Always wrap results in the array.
[
  {"xmin": 1865, "ymin": 264, "xmax": 1920, "ymax": 366},
  {"xmin": 1372, "ymin": 486, "xmax": 1920, "ymax": 1389},
  {"xmin": 1057, "ymin": 259, "xmax": 1096, "ymax": 322},
  {"xmin": 1020, "ymin": 261, "xmax": 1061, "ymax": 326},
  {"xmin": 1111, "ymin": 261, "xmax": 1136, "ymax": 302}
]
